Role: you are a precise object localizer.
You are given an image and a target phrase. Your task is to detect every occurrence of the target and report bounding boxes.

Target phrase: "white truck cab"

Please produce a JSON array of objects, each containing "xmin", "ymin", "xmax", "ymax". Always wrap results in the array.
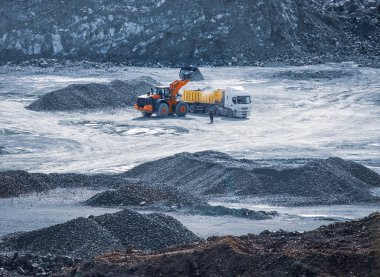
[{"xmin": 221, "ymin": 89, "xmax": 252, "ymax": 118}]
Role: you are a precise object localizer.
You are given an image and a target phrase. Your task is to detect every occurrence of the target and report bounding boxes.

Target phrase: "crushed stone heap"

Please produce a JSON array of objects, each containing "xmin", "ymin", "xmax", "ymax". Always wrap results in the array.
[
  {"xmin": 26, "ymin": 76, "xmax": 159, "ymax": 111},
  {"xmin": 122, "ymin": 151, "xmax": 380, "ymax": 205},
  {"xmin": 0, "ymin": 209, "xmax": 199, "ymax": 259}
]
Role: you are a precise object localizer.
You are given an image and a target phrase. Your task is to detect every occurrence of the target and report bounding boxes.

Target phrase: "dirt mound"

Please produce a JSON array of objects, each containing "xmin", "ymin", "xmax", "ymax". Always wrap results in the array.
[
  {"xmin": 122, "ymin": 151, "xmax": 380, "ymax": 205},
  {"xmin": 76, "ymin": 213, "xmax": 380, "ymax": 277},
  {"xmin": 0, "ymin": 209, "xmax": 198, "ymax": 259},
  {"xmin": 26, "ymin": 76, "xmax": 159, "ymax": 111}
]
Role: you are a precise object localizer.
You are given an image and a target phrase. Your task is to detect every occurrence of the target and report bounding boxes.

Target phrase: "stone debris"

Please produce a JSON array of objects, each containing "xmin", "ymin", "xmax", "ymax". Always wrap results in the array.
[
  {"xmin": 122, "ymin": 151, "xmax": 380, "ymax": 205},
  {"xmin": 0, "ymin": 209, "xmax": 199, "ymax": 260},
  {"xmin": 85, "ymin": 183, "xmax": 277, "ymax": 220}
]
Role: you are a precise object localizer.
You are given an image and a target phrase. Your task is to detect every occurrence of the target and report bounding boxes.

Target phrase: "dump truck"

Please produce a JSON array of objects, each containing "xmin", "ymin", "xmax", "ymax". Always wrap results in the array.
[
  {"xmin": 182, "ymin": 88, "xmax": 252, "ymax": 118},
  {"xmin": 134, "ymin": 67, "xmax": 204, "ymax": 117}
]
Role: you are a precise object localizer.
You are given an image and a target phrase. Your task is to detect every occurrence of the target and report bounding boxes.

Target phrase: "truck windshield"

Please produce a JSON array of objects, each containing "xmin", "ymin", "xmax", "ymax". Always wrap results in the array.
[{"xmin": 237, "ymin": 96, "xmax": 251, "ymax": 104}]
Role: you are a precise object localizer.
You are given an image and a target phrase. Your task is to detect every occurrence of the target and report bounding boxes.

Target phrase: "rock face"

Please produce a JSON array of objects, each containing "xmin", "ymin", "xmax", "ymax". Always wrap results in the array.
[
  {"xmin": 0, "ymin": 209, "xmax": 199, "ymax": 259},
  {"xmin": 0, "ymin": 0, "xmax": 379, "ymax": 66},
  {"xmin": 122, "ymin": 151, "xmax": 380, "ymax": 205},
  {"xmin": 26, "ymin": 76, "xmax": 159, "ymax": 111},
  {"xmin": 77, "ymin": 213, "xmax": 380, "ymax": 277}
]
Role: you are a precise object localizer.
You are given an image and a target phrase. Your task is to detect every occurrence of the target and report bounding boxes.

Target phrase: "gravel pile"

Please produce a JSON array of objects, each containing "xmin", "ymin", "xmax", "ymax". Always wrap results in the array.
[
  {"xmin": 274, "ymin": 69, "xmax": 357, "ymax": 80},
  {"xmin": 85, "ymin": 184, "xmax": 276, "ymax": 220},
  {"xmin": 0, "ymin": 209, "xmax": 199, "ymax": 260},
  {"xmin": 0, "ymin": 252, "xmax": 81, "ymax": 277},
  {"xmin": 0, "ymin": 170, "xmax": 125, "ymax": 198},
  {"xmin": 84, "ymin": 182, "xmax": 201, "ymax": 208},
  {"xmin": 26, "ymin": 76, "xmax": 159, "ymax": 111},
  {"xmin": 93, "ymin": 210, "xmax": 198, "ymax": 251},
  {"xmin": 0, "ymin": 217, "xmax": 122, "ymax": 259},
  {"xmin": 122, "ymin": 151, "xmax": 380, "ymax": 205}
]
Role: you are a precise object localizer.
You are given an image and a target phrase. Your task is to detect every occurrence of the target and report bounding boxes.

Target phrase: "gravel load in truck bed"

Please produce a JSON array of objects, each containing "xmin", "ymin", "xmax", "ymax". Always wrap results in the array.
[
  {"xmin": 0, "ymin": 209, "xmax": 199, "ymax": 259},
  {"xmin": 122, "ymin": 151, "xmax": 380, "ymax": 205},
  {"xmin": 26, "ymin": 76, "xmax": 159, "ymax": 111}
]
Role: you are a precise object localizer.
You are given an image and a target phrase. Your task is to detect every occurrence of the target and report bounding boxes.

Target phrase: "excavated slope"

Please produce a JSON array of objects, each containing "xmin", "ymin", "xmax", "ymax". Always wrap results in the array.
[{"xmin": 0, "ymin": 0, "xmax": 379, "ymax": 66}]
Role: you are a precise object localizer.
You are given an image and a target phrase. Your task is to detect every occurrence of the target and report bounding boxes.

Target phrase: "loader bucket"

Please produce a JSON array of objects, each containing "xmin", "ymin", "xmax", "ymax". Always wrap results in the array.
[{"xmin": 179, "ymin": 66, "xmax": 204, "ymax": 81}]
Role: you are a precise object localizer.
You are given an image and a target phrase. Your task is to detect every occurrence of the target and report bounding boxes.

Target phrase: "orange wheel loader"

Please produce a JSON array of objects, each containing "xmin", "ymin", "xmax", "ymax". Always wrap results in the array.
[{"xmin": 134, "ymin": 67, "xmax": 204, "ymax": 117}]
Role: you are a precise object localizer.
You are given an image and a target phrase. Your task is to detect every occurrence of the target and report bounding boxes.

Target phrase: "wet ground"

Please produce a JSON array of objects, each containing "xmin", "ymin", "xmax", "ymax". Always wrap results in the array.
[
  {"xmin": 0, "ymin": 63, "xmax": 379, "ymax": 174},
  {"xmin": 0, "ymin": 63, "xmax": 379, "ymax": 238}
]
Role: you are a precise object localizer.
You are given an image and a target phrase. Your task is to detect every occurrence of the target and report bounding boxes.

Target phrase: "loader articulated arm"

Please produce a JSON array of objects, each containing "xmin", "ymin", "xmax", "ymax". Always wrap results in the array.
[{"xmin": 170, "ymin": 79, "xmax": 190, "ymax": 98}]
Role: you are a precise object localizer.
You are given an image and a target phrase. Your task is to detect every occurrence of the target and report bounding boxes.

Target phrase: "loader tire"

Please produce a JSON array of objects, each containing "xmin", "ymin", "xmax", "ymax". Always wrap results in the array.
[
  {"xmin": 175, "ymin": 102, "xmax": 188, "ymax": 117},
  {"xmin": 156, "ymin": 103, "xmax": 169, "ymax": 118}
]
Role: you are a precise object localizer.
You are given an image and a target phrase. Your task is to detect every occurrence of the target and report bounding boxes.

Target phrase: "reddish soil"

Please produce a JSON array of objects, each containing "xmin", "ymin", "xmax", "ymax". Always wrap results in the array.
[{"xmin": 74, "ymin": 213, "xmax": 380, "ymax": 277}]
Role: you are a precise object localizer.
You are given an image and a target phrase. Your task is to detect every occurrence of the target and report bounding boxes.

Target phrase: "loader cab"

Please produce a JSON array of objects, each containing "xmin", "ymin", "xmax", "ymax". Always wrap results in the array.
[{"xmin": 151, "ymin": 86, "xmax": 171, "ymax": 99}]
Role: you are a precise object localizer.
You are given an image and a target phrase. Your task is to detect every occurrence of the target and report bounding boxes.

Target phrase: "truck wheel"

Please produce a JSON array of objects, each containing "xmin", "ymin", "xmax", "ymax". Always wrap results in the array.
[
  {"xmin": 142, "ymin": 112, "xmax": 152, "ymax": 117},
  {"xmin": 214, "ymin": 108, "xmax": 219, "ymax": 116},
  {"xmin": 227, "ymin": 109, "xmax": 233, "ymax": 118},
  {"xmin": 175, "ymin": 102, "xmax": 188, "ymax": 117},
  {"xmin": 156, "ymin": 103, "xmax": 169, "ymax": 117},
  {"xmin": 189, "ymin": 105, "xmax": 195, "ymax": 113}
]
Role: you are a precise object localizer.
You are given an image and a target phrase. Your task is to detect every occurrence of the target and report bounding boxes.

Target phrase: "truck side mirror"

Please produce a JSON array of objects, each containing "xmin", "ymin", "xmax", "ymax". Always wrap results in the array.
[{"xmin": 232, "ymin": 97, "xmax": 237, "ymax": 104}]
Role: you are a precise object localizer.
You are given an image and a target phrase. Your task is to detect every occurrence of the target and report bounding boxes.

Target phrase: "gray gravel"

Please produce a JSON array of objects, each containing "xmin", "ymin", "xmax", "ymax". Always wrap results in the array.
[
  {"xmin": 85, "ymin": 182, "xmax": 277, "ymax": 220},
  {"xmin": 274, "ymin": 69, "xmax": 357, "ymax": 80},
  {"xmin": 0, "ymin": 170, "xmax": 125, "ymax": 198},
  {"xmin": 26, "ymin": 76, "xmax": 159, "ymax": 111},
  {"xmin": 0, "ymin": 209, "xmax": 199, "ymax": 260},
  {"xmin": 122, "ymin": 151, "xmax": 380, "ymax": 205},
  {"xmin": 93, "ymin": 210, "xmax": 198, "ymax": 252}
]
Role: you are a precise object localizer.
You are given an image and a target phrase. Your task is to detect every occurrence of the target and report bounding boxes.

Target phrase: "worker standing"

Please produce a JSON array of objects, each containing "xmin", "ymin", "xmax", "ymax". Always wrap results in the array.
[{"xmin": 209, "ymin": 109, "xmax": 214, "ymax": 124}]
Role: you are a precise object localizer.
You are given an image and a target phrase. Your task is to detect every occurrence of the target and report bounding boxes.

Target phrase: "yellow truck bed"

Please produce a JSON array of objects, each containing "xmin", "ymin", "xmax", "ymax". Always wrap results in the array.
[{"xmin": 182, "ymin": 89, "xmax": 223, "ymax": 104}]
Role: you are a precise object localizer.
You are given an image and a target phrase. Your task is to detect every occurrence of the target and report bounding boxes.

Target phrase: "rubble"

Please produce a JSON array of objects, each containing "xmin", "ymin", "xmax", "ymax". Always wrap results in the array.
[{"xmin": 75, "ymin": 213, "xmax": 380, "ymax": 277}]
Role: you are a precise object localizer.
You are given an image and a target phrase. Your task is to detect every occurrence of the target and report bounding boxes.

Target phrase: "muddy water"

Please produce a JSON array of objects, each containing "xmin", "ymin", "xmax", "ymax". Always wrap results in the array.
[
  {"xmin": 0, "ymin": 188, "xmax": 121, "ymax": 237},
  {"xmin": 1, "ymin": 188, "xmax": 378, "ymax": 239}
]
